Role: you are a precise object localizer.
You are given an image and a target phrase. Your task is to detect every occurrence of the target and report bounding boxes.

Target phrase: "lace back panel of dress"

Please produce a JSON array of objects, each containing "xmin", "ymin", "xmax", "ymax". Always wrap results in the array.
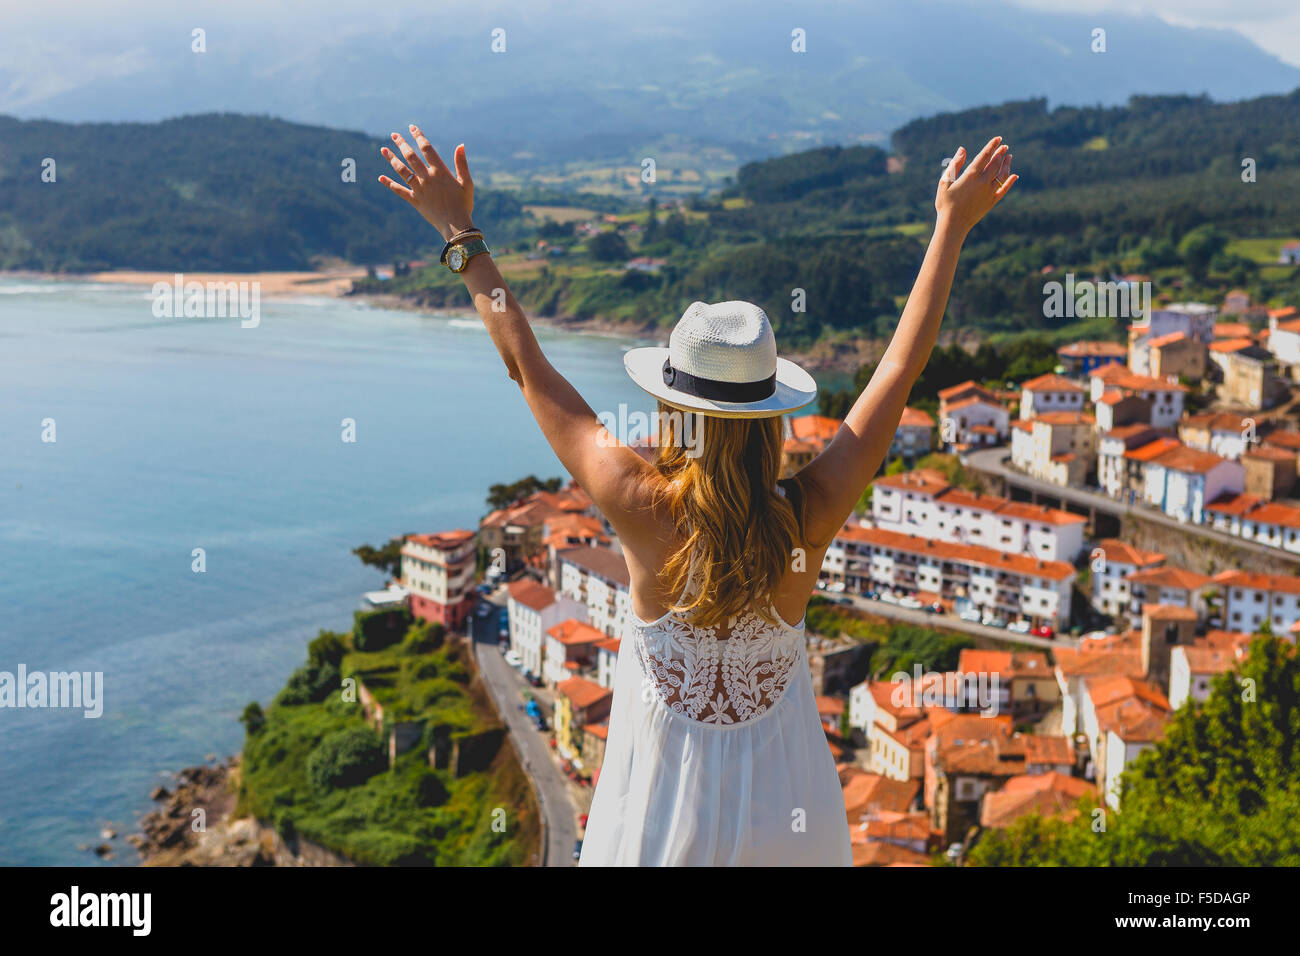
[{"xmin": 633, "ymin": 609, "xmax": 803, "ymax": 725}]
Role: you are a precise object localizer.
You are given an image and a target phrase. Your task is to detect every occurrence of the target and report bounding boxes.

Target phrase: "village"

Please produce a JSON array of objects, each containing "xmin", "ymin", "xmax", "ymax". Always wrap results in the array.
[{"xmin": 372, "ymin": 291, "xmax": 1300, "ymax": 866}]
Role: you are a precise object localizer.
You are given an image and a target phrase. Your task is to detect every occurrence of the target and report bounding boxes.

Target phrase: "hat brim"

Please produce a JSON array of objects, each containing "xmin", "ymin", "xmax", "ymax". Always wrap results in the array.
[{"xmin": 623, "ymin": 347, "xmax": 818, "ymax": 419}]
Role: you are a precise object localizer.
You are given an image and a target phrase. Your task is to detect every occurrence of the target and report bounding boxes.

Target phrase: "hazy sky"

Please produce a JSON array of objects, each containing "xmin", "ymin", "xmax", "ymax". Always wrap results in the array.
[{"xmin": 1008, "ymin": 0, "xmax": 1300, "ymax": 65}]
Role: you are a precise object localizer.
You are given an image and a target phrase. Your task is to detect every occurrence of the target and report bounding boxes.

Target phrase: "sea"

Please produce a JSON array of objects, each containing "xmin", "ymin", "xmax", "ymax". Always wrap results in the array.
[{"xmin": 0, "ymin": 277, "xmax": 652, "ymax": 865}]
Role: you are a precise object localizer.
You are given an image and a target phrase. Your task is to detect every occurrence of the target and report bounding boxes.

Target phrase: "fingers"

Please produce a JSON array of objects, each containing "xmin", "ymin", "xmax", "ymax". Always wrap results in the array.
[
  {"xmin": 378, "ymin": 174, "xmax": 415, "ymax": 203},
  {"xmin": 942, "ymin": 146, "xmax": 965, "ymax": 183},
  {"xmin": 390, "ymin": 132, "xmax": 428, "ymax": 181},
  {"xmin": 381, "ymin": 146, "xmax": 419, "ymax": 186},
  {"xmin": 961, "ymin": 136, "xmax": 1003, "ymax": 181},
  {"xmin": 994, "ymin": 173, "xmax": 1019, "ymax": 200},
  {"xmin": 408, "ymin": 124, "xmax": 450, "ymax": 175},
  {"xmin": 980, "ymin": 143, "xmax": 1010, "ymax": 181},
  {"xmin": 454, "ymin": 143, "xmax": 473, "ymax": 189}
]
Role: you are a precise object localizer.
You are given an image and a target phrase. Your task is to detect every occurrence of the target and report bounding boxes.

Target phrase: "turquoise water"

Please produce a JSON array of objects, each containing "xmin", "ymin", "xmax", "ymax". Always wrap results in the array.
[{"xmin": 0, "ymin": 278, "xmax": 648, "ymax": 865}]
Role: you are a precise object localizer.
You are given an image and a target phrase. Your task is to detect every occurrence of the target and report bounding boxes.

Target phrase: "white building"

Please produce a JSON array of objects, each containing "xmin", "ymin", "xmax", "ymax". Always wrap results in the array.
[
  {"xmin": 1019, "ymin": 373, "xmax": 1086, "ymax": 420},
  {"xmin": 594, "ymin": 636, "xmax": 621, "ymax": 689},
  {"xmin": 937, "ymin": 383, "xmax": 1010, "ymax": 452},
  {"xmin": 1089, "ymin": 539, "xmax": 1165, "ymax": 617},
  {"xmin": 557, "ymin": 546, "xmax": 632, "ymax": 638},
  {"xmin": 1089, "ymin": 364, "xmax": 1187, "ymax": 430},
  {"xmin": 507, "ymin": 578, "xmax": 587, "ymax": 678},
  {"xmin": 400, "ymin": 529, "xmax": 478, "ymax": 631},
  {"xmin": 1077, "ymin": 675, "xmax": 1171, "ymax": 810},
  {"xmin": 890, "ymin": 406, "xmax": 934, "ymax": 461},
  {"xmin": 870, "ymin": 470, "xmax": 1086, "ymax": 561},
  {"xmin": 1179, "ymin": 412, "xmax": 1253, "ymax": 461},
  {"xmin": 1169, "ymin": 633, "xmax": 1251, "ymax": 710},
  {"xmin": 1125, "ymin": 566, "xmax": 1211, "ymax": 621},
  {"xmin": 1142, "ymin": 445, "xmax": 1244, "ymax": 524},
  {"xmin": 542, "ymin": 618, "xmax": 608, "ymax": 687},
  {"xmin": 826, "ymin": 526, "xmax": 1076, "ymax": 627},
  {"xmin": 1213, "ymin": 571, "xmax": 1300, "ymax": 637},
  {"xmin": 1266, "ymin": 309, "xmax": 1300, "ymax": 379}
]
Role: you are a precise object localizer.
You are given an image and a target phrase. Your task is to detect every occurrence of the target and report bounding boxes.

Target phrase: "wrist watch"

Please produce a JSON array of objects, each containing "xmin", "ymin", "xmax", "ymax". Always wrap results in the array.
[{"xmin": 442, "ymin": 235, "xmax": 490, "ymax": 273}]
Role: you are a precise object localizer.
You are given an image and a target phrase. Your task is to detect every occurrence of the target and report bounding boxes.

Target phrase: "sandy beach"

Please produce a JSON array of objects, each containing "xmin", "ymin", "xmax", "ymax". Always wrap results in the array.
[{"xmin": 84, "ymin": 268, "xmax": 367, "ymax": 297}]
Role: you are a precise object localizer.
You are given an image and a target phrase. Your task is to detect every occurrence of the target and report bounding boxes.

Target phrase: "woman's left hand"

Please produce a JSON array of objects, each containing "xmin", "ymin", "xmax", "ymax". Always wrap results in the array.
[{"xmin": 379, "ymin": 125, "xmax": 476, "ymax": 240}]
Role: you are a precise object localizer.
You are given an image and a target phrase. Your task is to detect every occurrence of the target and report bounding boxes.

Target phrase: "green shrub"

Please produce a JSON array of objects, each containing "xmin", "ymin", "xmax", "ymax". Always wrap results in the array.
[
  {"xmin": 354, "ymin": 607, "xmax": 412, "ymax": 652},
  {"xmin": 240, "ymin": 701, "xmax": 266, "ymax": 735},
  {"xmin": 277, "ymin": 661, "xmax": 340, "ymax": 706},
  {"xmin": 306, "ymin": 727, "xmax": 388, "ymax": 793},
  {"xmin": 308, "ymin": 630, "xmax": 348, "ymax": 668}
]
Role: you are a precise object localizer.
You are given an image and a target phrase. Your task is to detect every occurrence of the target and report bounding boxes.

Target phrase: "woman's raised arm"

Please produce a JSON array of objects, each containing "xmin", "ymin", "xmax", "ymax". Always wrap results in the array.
[
  {"xmin": 798, "ymin": 136, "xmax": 1017, "ymax": 548},
  {"xmin": 379, "ymin": 126, "xmax": 654, "ymax": 529}
]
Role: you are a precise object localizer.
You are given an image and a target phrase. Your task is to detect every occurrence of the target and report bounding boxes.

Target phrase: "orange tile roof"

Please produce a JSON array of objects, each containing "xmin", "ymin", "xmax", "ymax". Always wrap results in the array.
[
  {"xmin": 1126, "ymin": 566, "xmax": 1211, "ymax": 590},
  {"xmin": 835, "ymin": 527, "xmax": 1076, "ymax": 581},
  {"xmin": 871, "ymin": 468, "xmax": 950, "ymax": 496},
  {"xmin": 406, "ymin": 528, "xmax": 475, "ymax": 550},
  {"xmin": 1151, "ymin": 445, "xmax": 1233, "ymax": 475},
  {"xmin": 582, "ymin": 722, "xmax": 609, "ymax": 740},
  {"xmin": 945, "ymin": 394, "xmax": 1006, "ymax": 413},
  {"xmin": 790, "ymin": 415, "xmax": 841, "ymax": 443},
  {"xmin": 556, "ymin": 676, "xmax": 613, "ymax": 710},
  {"xmin": 1267, "ymin": 306, "xmax": 1298, "ymax": 321},
  {"xmin": 1053, "ymin": 632, "xmax": 1146, "ymax": 680},
  {"xmin": 595, "ymin": 637, "xmax": 622, "ymax": 654},
  {"xmin": 1091, "ymin": 363, "xmax": 1188, "ymax": 392},
  {"xmin": 1263, "ymin": 430, "xmax": 1300, "ymax": 451},
  {"xmin": 1033, "ymin": 411, "xmax": 1094, "ymax": 426},
  {"xmin": 1213, "ymin": 322, "xmax": 1252, "ymax": 339},
  {"xmin": 1242, "ymin": 502, "xmax": 1300, "ymax": 530},
  {"xmin": 1143, "ymin": 603, "xmax": 1197, "ymax": 622},
  {"xmin": 937, "ymin": 379, "xmax": 994, "ymax": 401},
  {"xmin": 1244, "ymin": 445, "xmax": 1297, "ymax": 463},
  {"xmin": 1023, "ymin": 735, "xmax": 1073, "ymax": 766},
  {"xmin": 840, "ymin": 766, "xmax": 921, "ymax": 818},
  {"xmin": 1182, "ymin": 412, "xmax": 1251, "ymax": 433},
  {"xmin": 1215, "ymin": 569, "xmax": 1300, "ymax": 596},
  {"xmin": 898, "ymin": 406, "xmax": 935, "ymax": 428},
  {"xmin": 1021, "ymin": 373, "xmax": 1085, "ymax": 393},
  {"xmin": 546, "ymin": 618, "xmax": 608, "ymax": 645},
  {"xmin": 1148, "ymin": 330, "xmax": 1190, "ymax": 348},
  {"xmin": 1209, "ymin": 337, "xmax": 1253, "ymax": 353},
  {"xmin": 980, "ymin": 772, "xmax": 1095, "ymax": 828},
  {"xmin": 1125, "ymin": 437, "xmax": 1182, "ymax": 462},
  {"xmin": 1089, "ymin": 677, "xmax": 1171, "ymax": 742},
  {"xmin": 507, "ymin": 578, "xmax": 558, "ymax": 612},
  {"xmin": 1058, "ymin": 341, "xmax": 1126, "ymax": 358},
  {"xmin": 957, "ymin": 649, "xmax": 1050, "ymax": 679},
  {"xmin": 1206, "ymin": 492, "xmax": 1264, "ymax": 516},
  {"xmin": 1093, "ymin": 538, "xmax": 1165, "ymax": 568}
]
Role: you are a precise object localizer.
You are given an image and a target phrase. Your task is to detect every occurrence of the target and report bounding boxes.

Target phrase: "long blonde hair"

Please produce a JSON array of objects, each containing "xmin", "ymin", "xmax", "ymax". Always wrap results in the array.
[{"xmin": 650, "ymin": 401, "xmax": 806, "ymax": 627}]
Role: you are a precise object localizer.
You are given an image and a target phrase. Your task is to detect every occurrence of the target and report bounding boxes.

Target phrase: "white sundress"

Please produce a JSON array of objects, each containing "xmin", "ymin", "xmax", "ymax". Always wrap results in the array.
[{"xmin": 578, "ymin": 593, "xmax": 852, "ymax": 866}]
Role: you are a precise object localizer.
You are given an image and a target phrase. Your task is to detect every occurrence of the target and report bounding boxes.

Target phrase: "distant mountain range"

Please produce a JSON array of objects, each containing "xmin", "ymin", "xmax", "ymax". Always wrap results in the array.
[{"xmin": 2, "ymin": 0, "xmax": 1298, "ymax": 171}]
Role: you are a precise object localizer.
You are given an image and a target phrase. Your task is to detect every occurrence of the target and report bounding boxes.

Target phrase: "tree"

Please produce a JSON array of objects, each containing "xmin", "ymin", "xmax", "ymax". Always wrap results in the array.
[
  {"xmin": 969, "ymin": 635, "xmax": 1300, "ymax": 866},
  {"xmin": 1177, "ymin": 225, "xmax": 1227, "ymax": 282},
  {"xmin": 589, "ymin": 230, "xmax": 630, "ymax": 262},
  {"xmin": 353, "ymin": 535, "xmax": 408, "ymax": 578},
  {"xmin": 643, "ymin": 196, "xmax": 659, "ymax": 245},
  {"xmin": 240, "ymin": 701, "xmax": 266, "ymax": 736},
  {"xmin": 486, "ymin": 475, "xmax": 562, "ymax": 509}
]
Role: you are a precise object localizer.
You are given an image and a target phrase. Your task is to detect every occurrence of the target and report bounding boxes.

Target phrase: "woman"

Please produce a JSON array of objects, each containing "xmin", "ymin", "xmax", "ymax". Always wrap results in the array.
[{"xmin": 380, "ymin": 127, "xmax": 1016, "ymax": 865}]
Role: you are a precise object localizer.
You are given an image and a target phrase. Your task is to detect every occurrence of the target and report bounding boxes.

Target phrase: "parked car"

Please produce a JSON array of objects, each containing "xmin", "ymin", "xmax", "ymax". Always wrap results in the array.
[
  {"xmin": 534, "ymin": 714, "xmax": 548, "ymax": 731},
  {"xmin": 1032, "ymin": 624, "xmax": 1056, "ymax": 639},
  {"xmin": 504, "ymin": 649, "xmax": 522, "ymax": 668},
  {"xmin": 981, "ymin": 612, "xmax": 1007, "ymax": 628},
  {"xmin": 1007, "ymin": 619, "xmax": 1031, "ymax": 634},
  {"xmin": 959, "ymin": 608, "xmax": 981, "ymax": 623},
  {"xmin": 826, "ymin": 580, "xmax": 846, "ymax": 593},
  {"xmin": 898, "ymin": 595, "xmax": 923, "ymax": 610},
  {"xmin": 924, "ymin": 602, "xmax": 944, "ymax": 615},
  {"xmin": 864, "ymin": 589, "xmax": 881, "ymax": 600},
  {"xmin": 880, "ymin": 591, "xmax": 901, "ymax": 605}
]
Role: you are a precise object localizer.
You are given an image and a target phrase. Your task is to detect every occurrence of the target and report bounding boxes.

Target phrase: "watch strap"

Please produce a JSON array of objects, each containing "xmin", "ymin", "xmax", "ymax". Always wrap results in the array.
[
  {"xmin": 447, "ymin": 236, "xmax": 490, "ymax": 271},
  {"xmin": 439, "ymin": 228, "xmax": 483, "ymax": 266}
]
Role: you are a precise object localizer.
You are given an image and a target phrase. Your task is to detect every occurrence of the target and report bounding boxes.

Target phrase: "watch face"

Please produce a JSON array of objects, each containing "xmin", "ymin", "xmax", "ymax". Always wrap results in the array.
[{"xmin": 448, "ymin": 249, "xmax": 465, "ymax": 271}]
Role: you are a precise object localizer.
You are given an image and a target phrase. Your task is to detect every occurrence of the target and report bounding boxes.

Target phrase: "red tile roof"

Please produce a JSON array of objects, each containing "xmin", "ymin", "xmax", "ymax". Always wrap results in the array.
[
  {"xmin": 1126, "ymin": 566, "xmax": 1211, "ymax": 590},
  {"xmin": 1206, "ymin": 492, "xmax": 1264, "ymax": 517},
  {"xmin": 1058, "ymin": 341, "xmax": 1126, "ymax": 358},
  {"xmin": 557, "ymin": 676, "xmax": 613, "ymax": 710},
  {"xmin": 1215, "ymin": 570, "xmax": 1300, "ymax": 596},
  {"xmin": 546, "ymin": 618, "xmax": 608, "ymax": 645},
  {"xmin": 898, "ymin": 406, "xmax": 935, "ymax": 428},
  {"xmin": 790, "ymin": 414, "xmax": 841, "ymax": 443},
  {"xmin": 406, "ymin": 528, "xmax": 475, "ymax": 550},
  {"xmin": 835, "ymin": 527, "xmax": 1076, "ymax": 581},
  {"xmin": 1091, "ymin": 363, "xmax": 1188, "ymax": 392},
  {"xmin": 1125, "ymin": 437, "xmax": 1183, "ymax": 462},
  {"xmin": 980, "ymin": 772, "xmax": 1095, "ymax": 828},
  {"xmin": 1148, "ymin": 330, "xmax": 1190, "ymax": 349},
  {"xmin": 1209, "ymin": 337, "xmax": 1253, "ymax": 353},
  {"xmin": 1093, "ymin": 538, "xmax": 1165, "ymax": 568},
  {"xmin": 507, "ymin": 578, "xmax": 558, "ymax": 612},
  {"xmin": 1021, "ymin": 373, "xmax": 1085, "ymax": 393},
  {"xmin": 1151, "ymin": 445, "xmax": 1233, "ymax": 475},
  {"xmin": 872, "ymin": 468, "xmax": 950, "ymax": 496}
]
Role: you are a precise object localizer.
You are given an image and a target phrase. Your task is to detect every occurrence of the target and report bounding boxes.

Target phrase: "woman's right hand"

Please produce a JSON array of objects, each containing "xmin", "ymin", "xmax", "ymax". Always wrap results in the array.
[
  {"xmin": 934, "ymin": 136, "xmax": 1017, "ymax": 236},
  {"xmin": 378, "ymin": 124, "xmax": 476, "ymax": 241}
]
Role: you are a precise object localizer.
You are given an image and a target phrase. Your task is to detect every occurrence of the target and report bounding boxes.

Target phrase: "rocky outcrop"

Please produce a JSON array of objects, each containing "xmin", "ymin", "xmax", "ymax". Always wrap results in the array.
[{"xmin": 135, "ymin": 757, "xmax": 351, "ymax": 867}]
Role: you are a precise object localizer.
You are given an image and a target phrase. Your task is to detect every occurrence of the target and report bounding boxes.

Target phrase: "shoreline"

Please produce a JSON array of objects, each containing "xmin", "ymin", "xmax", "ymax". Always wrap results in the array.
[{"xmin": 4, "ymin": 268, "xmax": 884, "ymax": 374}]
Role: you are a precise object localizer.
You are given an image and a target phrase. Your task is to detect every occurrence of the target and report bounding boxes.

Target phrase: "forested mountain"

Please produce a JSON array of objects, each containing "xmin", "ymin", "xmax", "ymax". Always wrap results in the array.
[{"xmin": 0, "ymin": 114, "xmax": 524, "ymax": 271}]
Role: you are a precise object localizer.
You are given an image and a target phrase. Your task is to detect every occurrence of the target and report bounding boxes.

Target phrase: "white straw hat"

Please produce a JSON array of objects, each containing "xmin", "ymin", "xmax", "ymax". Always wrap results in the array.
[{"xmin": 623, "ymin": 301, "xmax": 817, "ymax": 419}]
